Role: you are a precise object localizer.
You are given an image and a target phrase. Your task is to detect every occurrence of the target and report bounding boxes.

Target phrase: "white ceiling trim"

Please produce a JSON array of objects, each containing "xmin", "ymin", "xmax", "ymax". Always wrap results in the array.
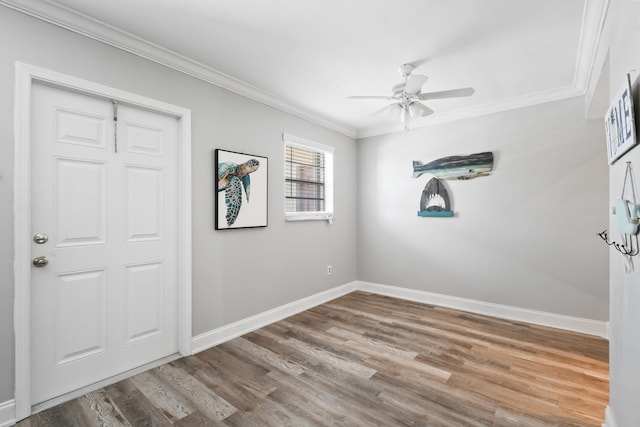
[
  {"xmin": 0, "ymin": 0, "xmax": 358, "ymax": 138},
  {"xmin": 1, "ymin": 0, "xmax": 608, "ymax": 140},
  {"xmin": 574, "ymin": 0, "xmax": 610, "ymax": 93},
  {"xmin": 357, "ymin": 85, "xmax": 585, "ymax": 139},
  {"xmin": 356, "ymin": 0, "xmax": 608, "ymax": 140},
  {"xmin": 583, "ymin": 0, "xmax": 612, "ymax": 117}
]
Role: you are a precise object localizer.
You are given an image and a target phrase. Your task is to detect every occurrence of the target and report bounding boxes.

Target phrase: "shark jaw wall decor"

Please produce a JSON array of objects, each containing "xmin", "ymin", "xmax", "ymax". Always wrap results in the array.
[
  {"xmin": 413, "ymin": 152, "xmax": 493, "ymax": 218},
  {"xmin": 418, "ymin": 177, "xmax": 453, "ymax": 217}
]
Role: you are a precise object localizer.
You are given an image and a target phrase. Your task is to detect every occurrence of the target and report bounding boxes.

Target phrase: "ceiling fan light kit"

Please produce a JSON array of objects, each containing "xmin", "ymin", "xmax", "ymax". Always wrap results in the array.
[{"xmin": 349, "ymin": 63, "xmax": 475, "ymax": 129}]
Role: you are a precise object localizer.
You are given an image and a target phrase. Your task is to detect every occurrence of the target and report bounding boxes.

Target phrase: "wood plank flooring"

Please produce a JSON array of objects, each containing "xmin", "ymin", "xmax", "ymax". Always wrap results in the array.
[{"xmin": 18, "ymin": 291, "xmax": 609, "ymax": 426}]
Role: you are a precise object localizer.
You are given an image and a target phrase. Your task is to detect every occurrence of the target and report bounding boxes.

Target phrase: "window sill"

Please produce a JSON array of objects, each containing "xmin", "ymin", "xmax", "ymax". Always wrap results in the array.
[{"xmin": 285, "ymin": 212, "xmax": 334, "ymax": 223}]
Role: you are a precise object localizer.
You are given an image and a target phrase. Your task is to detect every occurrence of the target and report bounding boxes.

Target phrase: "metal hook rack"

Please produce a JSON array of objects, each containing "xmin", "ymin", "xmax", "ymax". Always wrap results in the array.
[
  {"xmin": 598, "ymin": 229, "xmax": 640, "ymax": 256},
  {"xmin": 599, "ymin": 161, "xmax": 640, "ymax": 257}
]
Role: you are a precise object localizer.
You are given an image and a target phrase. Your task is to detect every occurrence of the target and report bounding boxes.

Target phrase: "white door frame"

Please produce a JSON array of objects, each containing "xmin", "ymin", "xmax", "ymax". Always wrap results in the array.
[{"xmin": 13, "ymin": 62, "xmax": 192, "ymax": 420}]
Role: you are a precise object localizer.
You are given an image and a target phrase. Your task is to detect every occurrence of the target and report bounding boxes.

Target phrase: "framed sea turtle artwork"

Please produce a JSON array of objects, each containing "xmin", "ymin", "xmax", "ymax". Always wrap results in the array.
[{"xmin": 215, "ymin": 149, "xmax": 268, "ymax": 230}]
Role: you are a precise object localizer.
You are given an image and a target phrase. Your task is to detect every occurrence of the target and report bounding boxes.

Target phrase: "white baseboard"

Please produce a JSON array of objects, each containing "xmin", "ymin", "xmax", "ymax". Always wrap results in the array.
[
  {"xmin": 0, "ymin": 399, "xmax": 15, "ymax": 427},
  {"xmin": 6, "ymin": 281, "xmax": 609, "ymax": 424},
  {"xmin": 191, "ymin": 282, "xmax": 358, "ymax": 354},
  {"xmin": 192, "ymin": 280, "xmax": 608, "ymax": 355},
  {"xmin": 356, "ymin": 281, "xmax": 609, "ymax": 338},
  {"xmin": 603, "ymin": 406, "xmax": 617, "ymax": 427}
]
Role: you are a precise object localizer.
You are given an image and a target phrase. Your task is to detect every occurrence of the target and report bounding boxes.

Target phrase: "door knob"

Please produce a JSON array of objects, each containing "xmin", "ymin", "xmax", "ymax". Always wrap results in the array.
[
  {"xmin": 33, "ymin": 233, "xmax": 48, "ymax": 244},
  {"xmin": 32, "ymin": 256, "xmax": 49, "ymax": 268}
]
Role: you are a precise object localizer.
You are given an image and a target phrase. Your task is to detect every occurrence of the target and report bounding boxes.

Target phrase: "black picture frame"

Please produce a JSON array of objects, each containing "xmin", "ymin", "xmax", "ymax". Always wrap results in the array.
[{"xmin": 215, "ymin": 149, "xmax": 268, "ymax": 230}]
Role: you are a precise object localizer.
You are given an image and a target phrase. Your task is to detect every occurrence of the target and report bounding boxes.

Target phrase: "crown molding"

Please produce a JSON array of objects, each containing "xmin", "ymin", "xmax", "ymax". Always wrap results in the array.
[
  {"xmin": 358, "ymin": 0, "xmax": 609, "ymax": 139},
  {"xmin": 0, "ymin": 0, "xmax": 358, "ymax": 138},
  {"xmin": 575, "ymin": 0, "xmax": 611, "ymax": 97},
  {"xmin": 356, "ymin": 85, "xmax": 584, "ymax": 139},
  {"xmin": 1, "ymin": 0, "xmax": 605, "ymax": 140}
]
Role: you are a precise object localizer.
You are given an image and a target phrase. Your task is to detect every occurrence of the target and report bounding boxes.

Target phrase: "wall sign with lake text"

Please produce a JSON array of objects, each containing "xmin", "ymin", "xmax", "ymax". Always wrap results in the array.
[{"xmin": 605, "ymin": 74, "xmax": 637, "ymax": 165}]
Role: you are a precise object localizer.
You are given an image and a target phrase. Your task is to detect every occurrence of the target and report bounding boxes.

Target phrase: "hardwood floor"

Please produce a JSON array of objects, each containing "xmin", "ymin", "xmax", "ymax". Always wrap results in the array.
[{"xmin": 18, "ymin": 291, "xmax": 609, "ymax": 426}]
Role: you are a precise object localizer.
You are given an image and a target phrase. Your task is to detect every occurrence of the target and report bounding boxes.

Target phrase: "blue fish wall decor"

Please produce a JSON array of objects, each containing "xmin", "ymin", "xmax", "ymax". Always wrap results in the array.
[{"xmin": 412, "ymin": 151, "xmax": 493, "ymax": 180}]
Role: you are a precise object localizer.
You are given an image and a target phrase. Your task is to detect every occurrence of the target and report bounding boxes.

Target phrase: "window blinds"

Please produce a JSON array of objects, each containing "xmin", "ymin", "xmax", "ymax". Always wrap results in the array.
[{"xmin": 285, "ymin": 144, "xmax": 325, "ymax": 212}]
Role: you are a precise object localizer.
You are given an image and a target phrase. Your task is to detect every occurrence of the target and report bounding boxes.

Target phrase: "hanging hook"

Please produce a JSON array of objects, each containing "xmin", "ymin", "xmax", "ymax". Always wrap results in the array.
[{"xmin": 598, "ymin": 229, "xmax": 640, "ymax": 256}]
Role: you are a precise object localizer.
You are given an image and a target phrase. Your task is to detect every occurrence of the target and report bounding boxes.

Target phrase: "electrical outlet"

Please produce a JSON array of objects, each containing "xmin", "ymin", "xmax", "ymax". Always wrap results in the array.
[{"xmin": 327, "ymin": 265, "xmax": 332, "ymax": 275}]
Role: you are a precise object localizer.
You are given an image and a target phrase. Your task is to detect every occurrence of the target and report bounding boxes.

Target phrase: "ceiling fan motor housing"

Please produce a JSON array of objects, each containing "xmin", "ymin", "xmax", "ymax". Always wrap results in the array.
[{"xmin": 399, "ymin": 63, "xmax": 415, "ymax": 77}]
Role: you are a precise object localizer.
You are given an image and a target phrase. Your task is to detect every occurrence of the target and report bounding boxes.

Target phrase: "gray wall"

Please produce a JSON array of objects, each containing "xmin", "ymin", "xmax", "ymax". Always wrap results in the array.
[
  {"xmin": 0, "ymin": 2, "xmax": 614, "ymax": 412},
  {"xmin": 0, "ymin": 7, "xmax": 357, "ymax": 402},
  {"xmin": 604, "ymin": 2, "xmax": 640, "ymax": 426},
  {"xmin": 357, "ymin": 97, "xmax": 609, "ymax": 320}
]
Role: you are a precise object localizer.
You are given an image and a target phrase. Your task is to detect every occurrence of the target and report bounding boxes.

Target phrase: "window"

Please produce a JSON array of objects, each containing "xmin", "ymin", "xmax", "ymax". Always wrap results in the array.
[{"xmin": 283, "ymin": 133, "xmax": 334, "ymax": 222}]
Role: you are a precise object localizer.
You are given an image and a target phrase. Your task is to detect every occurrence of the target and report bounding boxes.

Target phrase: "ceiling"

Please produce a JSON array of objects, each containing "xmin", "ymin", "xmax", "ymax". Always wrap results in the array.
[{"xmin": 3, "ymin": 0, "xmax": 606, "ymax": 138}]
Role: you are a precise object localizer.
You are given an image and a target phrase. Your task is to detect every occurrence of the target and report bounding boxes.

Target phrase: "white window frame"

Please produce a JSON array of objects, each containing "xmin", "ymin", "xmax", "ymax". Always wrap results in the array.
[{"xmin": 283, "ymin": 133, "xmax": 334, "ymax": 223}]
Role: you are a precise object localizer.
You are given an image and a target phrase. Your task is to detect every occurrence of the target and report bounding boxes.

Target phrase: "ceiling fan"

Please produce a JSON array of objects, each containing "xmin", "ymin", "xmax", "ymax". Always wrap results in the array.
[{"xmin": 349, "ymin": 63, "xmax": 475, "ymax": 128}]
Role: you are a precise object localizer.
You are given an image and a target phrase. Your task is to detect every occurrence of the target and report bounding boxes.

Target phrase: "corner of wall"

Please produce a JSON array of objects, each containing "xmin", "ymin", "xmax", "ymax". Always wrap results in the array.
[
  {"xmin": 355, "ymin": 281, "xmax": 609, "ymax": 338},
  {"xmin": 192, "ymin": 280, "xmax": 610, "ymax": 359},
  {"xmin": 191, "ymin": 282, "xmax": 359, "ymax": 354}
]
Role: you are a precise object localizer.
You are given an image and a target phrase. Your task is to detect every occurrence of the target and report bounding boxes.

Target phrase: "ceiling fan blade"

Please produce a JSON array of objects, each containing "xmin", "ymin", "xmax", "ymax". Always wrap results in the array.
[
  {"xmin": 408, "ymin": 101, "xmax": 434, "ymax": 118},
  {"xmin": 419, "ymin": 87, "xmax": 475, "ymax": 100},
  {"xmin": 391, "ymin": 82, "xmax": 406, "ymax": 96},
  {"xmin": 404, "ymin": 74, "xmax": 428, "ymax": 94},
  {"xmin": 385, "ymin": 104, "xmax": 404, "ymax": 122},
  {"xmin": 370, "ymin": 104, "xmax": 395, "ymax": 116},
  {"xmin": 348, "ymin": 95, "xmax": 396, "ymax": 100},
  {"xmin": 369, "ymin": 104, "xmax": 404, "ymax": 123}
]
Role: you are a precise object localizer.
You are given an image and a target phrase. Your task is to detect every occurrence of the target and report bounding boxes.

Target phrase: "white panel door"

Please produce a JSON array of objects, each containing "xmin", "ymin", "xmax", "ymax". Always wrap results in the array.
[{"xmin": 30, "ymin": 82, "xmax": 179, "ymax": 405}]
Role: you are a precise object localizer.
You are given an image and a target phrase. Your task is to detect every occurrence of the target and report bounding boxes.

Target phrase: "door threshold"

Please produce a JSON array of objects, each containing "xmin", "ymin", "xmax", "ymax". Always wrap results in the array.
[{"xmin": 31, "ymin": 353, "xmax": 182, "ymax": 415}]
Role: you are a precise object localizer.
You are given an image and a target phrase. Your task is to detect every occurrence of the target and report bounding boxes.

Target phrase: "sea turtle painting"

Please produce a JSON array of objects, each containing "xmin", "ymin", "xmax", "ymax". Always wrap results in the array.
[{"xmin": 218, "ymin": 158, "xmax": 260, "ymax": 226}]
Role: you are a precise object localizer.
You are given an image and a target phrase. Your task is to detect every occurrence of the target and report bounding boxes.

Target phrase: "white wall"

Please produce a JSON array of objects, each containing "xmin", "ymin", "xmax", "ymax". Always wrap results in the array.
[
  {"xmin": 357, "ymin": 97, "xmax": 609, "ymax": 320},
  {"xmin": 602, "ymin": 2, "xmax": 640, "ymax": 426},
  {"xmin": 0, "ymin": 7, "xmax": 357, "ymax": 403}
]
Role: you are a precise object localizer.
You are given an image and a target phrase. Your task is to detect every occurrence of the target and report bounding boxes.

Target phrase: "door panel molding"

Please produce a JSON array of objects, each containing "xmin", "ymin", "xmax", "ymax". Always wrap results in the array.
[{"xmin": 13, "ymin": 62, "xmax": 192, "ymax": 421}]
